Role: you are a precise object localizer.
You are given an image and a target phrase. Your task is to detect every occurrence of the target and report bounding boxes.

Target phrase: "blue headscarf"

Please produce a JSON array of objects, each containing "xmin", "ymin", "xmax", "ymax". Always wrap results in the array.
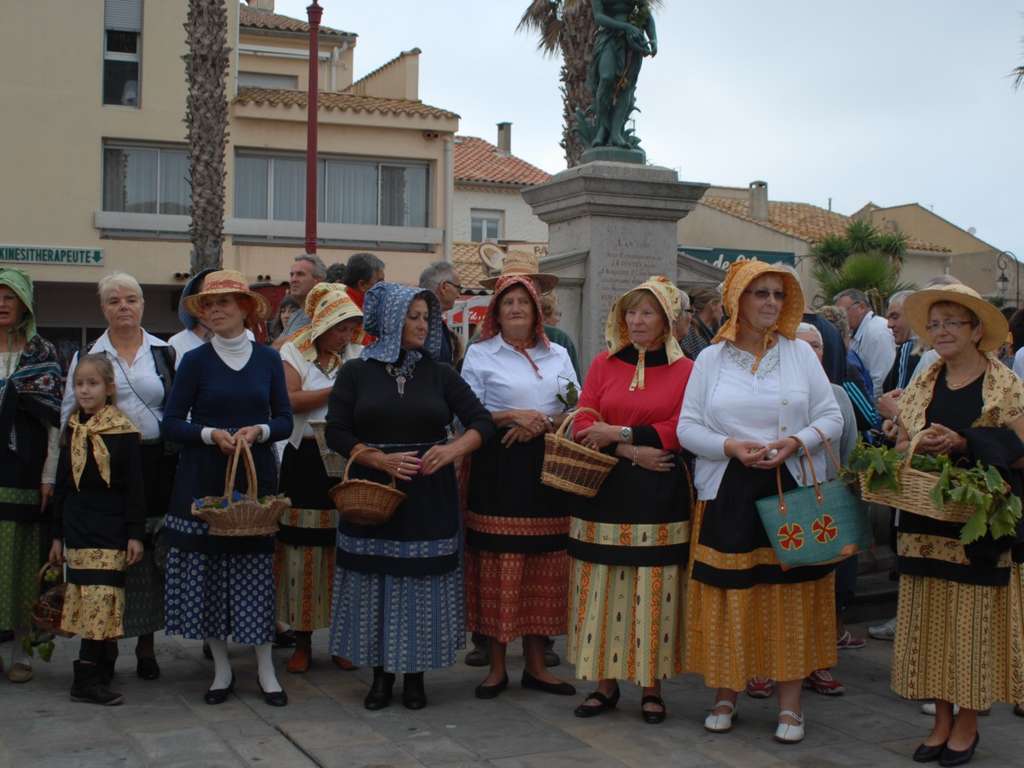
[
  {"xmin": 360, "ymin": 282, "xmax": 443, "ymax": 377},
  {"xmin": 176, "ymin": 268, "xmax": 216, "ymax": 330}
]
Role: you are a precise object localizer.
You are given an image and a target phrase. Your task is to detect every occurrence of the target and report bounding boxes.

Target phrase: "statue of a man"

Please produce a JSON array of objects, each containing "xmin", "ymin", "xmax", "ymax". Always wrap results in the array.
[{"xmin": 588, "ymin": 0, "xmax": 657, "ymax": 150}]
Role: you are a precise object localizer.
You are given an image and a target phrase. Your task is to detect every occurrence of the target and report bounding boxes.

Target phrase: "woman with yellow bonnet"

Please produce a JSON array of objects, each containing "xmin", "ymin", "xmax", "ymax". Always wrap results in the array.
[
  {"xmin": 677, "ymin": 260, "xmax": 843, "ymax": 744},
  {"xmin": 890, "ymin": 284, "xmax": 1024, "ymax": 766}
]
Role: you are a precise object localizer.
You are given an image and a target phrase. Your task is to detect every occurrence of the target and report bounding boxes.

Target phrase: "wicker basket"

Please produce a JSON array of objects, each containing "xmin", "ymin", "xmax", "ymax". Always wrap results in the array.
[
  {"xmin": 858, "ymin": 432, "xmax": 974, "ymax": 524},
  {"xmin": 541, "ymin": 407, "xmax": 618, "ymax": 498},
  {"xmin": 328, "ymin": 445, "xmax": 407, "ymax": 526},
  {"xmin": 310, "ymin": 420, "xmax": 346, "ymax": 478},
  {"xmin": 192, "ymin": 441, "xmax": 288, "ymax": 536},
  {"xmin": 31, "ymin": 563, "xmax": 72, "ymax": 638}
]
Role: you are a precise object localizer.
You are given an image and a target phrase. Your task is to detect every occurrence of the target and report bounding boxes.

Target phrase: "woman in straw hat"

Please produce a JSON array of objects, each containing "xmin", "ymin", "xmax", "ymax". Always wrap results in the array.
[
  {"xmin": 889, "ymin": 284, "xmax": 1024, "ymax": 766},
  {"xmin": 677, "ymin": 259, "xmax": 843, "ymax": 744},
  {"xmin": 161, "ymin": 270, "xmax": 293, "ymax": 707},
  {"xmin": 275, "ymin": 283, "xmax": 363, "ymax": 675},
  {"xmin": 325, "ymin": 282, "xmax": 494, "ymax": 711},
  {"xmin": 568, "ymin": 276, "xmax": 695, "ymax": 724},
  {"xmin": 460, "ymin": 274, "xmax": 579, "ymax": 701},
  {"xmin": 0, "ymin": 267, "xmax": 63, "ymax": 684}
]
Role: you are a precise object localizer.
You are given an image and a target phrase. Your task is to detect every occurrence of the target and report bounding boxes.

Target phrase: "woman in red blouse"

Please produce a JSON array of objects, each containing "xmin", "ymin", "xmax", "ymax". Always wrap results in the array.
[{"xmin": 568, "ymin": 276, "xmax": 694, "ymax": 724}]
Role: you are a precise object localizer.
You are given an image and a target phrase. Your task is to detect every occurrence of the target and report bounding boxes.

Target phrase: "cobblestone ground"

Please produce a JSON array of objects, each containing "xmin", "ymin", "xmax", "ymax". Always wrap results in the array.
[{"xmin": 1, "ymin": 622, "xmax": 1021, "ymax": 767}]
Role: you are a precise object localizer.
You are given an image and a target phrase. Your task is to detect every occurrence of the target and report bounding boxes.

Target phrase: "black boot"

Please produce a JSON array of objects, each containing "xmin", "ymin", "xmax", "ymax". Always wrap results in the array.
[
  {"xmin": 364, "ymin": 666, "xmax": 395, "ymax": 710},
  {"xmin": 99, "ymin": 641, "xmax": 118, "ymax": 685},
  {"xmin": 70, "ymin": 661, "xmax": 124, "ymax": 706},
  {"xmin": 402, "ymin": 672, "xmax": 427, "ymax": 710}
]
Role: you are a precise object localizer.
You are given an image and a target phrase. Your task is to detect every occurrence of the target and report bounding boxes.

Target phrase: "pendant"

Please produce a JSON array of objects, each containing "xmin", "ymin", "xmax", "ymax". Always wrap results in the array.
[{"xmin": 396, "ymin": 375, "xmax": 406, "ymax": 396}]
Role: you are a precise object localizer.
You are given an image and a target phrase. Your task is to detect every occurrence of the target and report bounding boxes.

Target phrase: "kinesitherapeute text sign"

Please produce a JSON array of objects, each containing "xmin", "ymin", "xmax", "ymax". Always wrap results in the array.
[{"xmin": 0, "ymin": 245, "xmax": 104, "ymax": 266}]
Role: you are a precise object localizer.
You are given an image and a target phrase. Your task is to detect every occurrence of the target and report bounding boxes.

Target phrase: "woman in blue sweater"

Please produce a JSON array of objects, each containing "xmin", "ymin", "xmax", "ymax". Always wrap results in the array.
[{"xmin": 161, "ymin": 270, "xmax": 293, "ymax": 707}]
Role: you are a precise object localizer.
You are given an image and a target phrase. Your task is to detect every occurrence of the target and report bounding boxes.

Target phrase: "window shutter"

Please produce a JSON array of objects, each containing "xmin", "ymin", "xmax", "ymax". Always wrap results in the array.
[{"xmin": 104, "ymin": 0, "xmax": 142, "ymax": 32}]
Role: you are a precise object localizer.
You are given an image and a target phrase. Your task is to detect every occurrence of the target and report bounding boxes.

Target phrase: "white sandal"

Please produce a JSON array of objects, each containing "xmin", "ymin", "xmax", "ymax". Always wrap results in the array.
[
  {"xmin": 704, "ymin": 699, "xmax": 738, "ymax": 733},
  {"xmin": 774, "ymin": 709, "xmax": 804, "ymax": 744}
]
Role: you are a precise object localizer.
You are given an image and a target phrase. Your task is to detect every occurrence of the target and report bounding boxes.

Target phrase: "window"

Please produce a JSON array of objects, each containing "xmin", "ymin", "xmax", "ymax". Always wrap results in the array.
[
  {"xmin": 102, "ymin": 144, "xmax": 190, "ymax": 215},
  {"xmin": 471, "ymin": 209, "xmax": 503, "ymax": 242},
  {"xmin": 235, "ymin": 152, "xmax": 429, "ymax": 227},
  {"xmin": 237, "ymin": 72, "xmax": 299, "ymax": 89},
  {"xmin": 103, "ymin": 1, "xmax": 142, "ymax": 106}
]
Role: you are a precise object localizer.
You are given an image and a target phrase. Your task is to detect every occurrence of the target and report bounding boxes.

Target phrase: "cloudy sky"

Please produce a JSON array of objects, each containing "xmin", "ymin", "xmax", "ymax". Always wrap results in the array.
[{"xmin": 277, "ymin": 0, "xmax": 1024, "ymax": 257}]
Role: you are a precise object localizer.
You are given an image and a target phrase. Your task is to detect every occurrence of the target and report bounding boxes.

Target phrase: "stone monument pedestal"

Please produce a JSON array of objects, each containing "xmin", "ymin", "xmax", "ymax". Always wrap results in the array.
[{"xmin": 522, "ymin": 161, "xmax": 708, "ymax": 369}]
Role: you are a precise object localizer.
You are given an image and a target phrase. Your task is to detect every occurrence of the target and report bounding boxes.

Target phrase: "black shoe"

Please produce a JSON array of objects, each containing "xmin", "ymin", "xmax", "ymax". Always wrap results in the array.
[
  {"xmin": 913, "ymin": 743, "xmax": 945, "ymax": 763},
  {"xmin": 0, "ymin": 630, "xmax": 13, "ymax": 643},
  {"xmin": 464, "ymin": 646, "xmax": 489, "ymax": 667},
  {"xmin": 574, "ymin": 686, "xmax": 621, "ymax": 718},
  {"xmin": 98, "ymin": 641, "xmax": 118, "ymax": 685},
  {"xmin": 938, "ymin": 733, "xmax": 979, "ymax": 767},
  {"xmin": 521, "ymin": 670, "xmax": 575, "ymax": 696},
  {"xmin": 403, "ymin": 672, "xmax": 427, "ymax": 710},
  {"xmin": 641, "ymin": 694, "xmax": 666, "ymax": 724},
  {"xmin": 1015, "ymin": 704, "xmax": 1024, "ymax": 717},
  {"xmin": 543, "ymin": 649, "xmax": 561, "ymax": 668},
  {"xmin": 475, "ymin": 674, "xmax": 509, "ymax": 700},
  {"xmin": 258, "ymin": 680, "xmax": 288, "ymax": 707},
  {"xmin": 136, "ymin": 655, "xmax": 160, "ymax": 681},
  {"xmin": 273, "ymin": 630, "xmax": 297, "ymax": 649},
  {"xmin": 70, "ymin": 661, "xmax": 124, "ymax": 706},
  {"xmin": 364, "ymin": 667, "xmax": 395, "ymax": 710},
  {"xmin": 204, "ymin": 673, "xmax": 234, "ymax": 705}
]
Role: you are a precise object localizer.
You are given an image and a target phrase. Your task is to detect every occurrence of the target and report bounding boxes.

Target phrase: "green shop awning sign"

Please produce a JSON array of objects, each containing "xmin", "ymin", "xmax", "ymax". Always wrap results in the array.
[
  {"xmin": 0, "ymin": 245, "xmax": 104, "ymax": 266},
  {"xmin": 682, "ymin": 246, "xmax": 795, "ymax": 269}
]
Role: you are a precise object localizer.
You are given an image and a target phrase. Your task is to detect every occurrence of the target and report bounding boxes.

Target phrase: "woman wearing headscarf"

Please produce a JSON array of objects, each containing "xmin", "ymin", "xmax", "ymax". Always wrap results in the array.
[
  {"xmin": 162, "ymin": 270, "xmax": 293, "ymax": 707},
  {"xmin": 460, "ymin": 275, "xmax": 579, "ymax": 700},
  {"xmin": 275, "ymin": 283, "xmax": 362, "ymax": 674},
  {"xmin": 325, "ymin": 282, "xmax": 494, "ymax": 711},
  {"xmin": 0, "ymin": 267, "xmax": 62, "ymax": 683},
  {"xmin": 677, "ymin": 260, "xmax": 843, "ymax": 744},
  {"xmin": 889, "ymin": 284, "xmax": 1024, "ymax": 766},
  {"xmin": 567, "ymin": 276, "xmax": 694, "ymax": 724}
]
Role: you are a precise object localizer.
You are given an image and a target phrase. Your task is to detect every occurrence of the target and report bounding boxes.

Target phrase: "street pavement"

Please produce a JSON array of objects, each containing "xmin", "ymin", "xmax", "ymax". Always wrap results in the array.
[{"xmin": 1, "ymin": 622, "xmax": 1022, "ymax": 768}]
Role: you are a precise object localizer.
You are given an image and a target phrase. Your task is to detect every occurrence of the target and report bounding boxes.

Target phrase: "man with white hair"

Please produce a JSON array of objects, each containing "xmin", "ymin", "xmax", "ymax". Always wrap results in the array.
[
  {"xmin": 419, "ymin": 261, "xmax": 463, "ymax": 366},
  {"xmin": 834, "ymin": 288, "xmax": 895, "ymax": 398},
  {"xmin": 277, "ymin": 253, "xmax": 329, "ymax": 342}
]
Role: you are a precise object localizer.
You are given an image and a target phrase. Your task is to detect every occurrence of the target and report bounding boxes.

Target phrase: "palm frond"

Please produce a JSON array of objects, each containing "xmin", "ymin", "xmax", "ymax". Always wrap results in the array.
[
  {"xmin": 1014, "ymin": 65, "xmax": 1024, "ymax": 90},
  {"xmin": 517, "ymin": 0, "xmax": 566, "ymax": 55}
]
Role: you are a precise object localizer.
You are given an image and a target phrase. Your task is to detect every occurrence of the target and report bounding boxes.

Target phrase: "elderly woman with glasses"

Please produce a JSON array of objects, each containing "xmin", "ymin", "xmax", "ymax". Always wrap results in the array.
[
  {"xmin": 889, "ymin": 284, "xmax": 1024, "ymax": 766},
  {"xmin": 677, "ymin": 260, "xmax": 843, "ymax": 745}
]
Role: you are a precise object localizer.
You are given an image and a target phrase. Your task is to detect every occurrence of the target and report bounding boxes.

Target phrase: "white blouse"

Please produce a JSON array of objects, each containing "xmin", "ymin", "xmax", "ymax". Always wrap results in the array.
[
  {"xmin": 279, "ymin": 341, "xmax": 335, "ymax": 448},
  {"xmin": 461, "ymin": 335, "xmax": 579, "ymax": 416}
]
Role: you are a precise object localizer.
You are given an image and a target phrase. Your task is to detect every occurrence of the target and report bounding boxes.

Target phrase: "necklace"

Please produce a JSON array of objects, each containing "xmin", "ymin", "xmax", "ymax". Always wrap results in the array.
[
  {"xmin": 385, "ymin": 363, "xmax": 412, "ymax": 396},
  {"xmin": 946, "ymin": 360, "xmax": 986, "ymax": 390}
]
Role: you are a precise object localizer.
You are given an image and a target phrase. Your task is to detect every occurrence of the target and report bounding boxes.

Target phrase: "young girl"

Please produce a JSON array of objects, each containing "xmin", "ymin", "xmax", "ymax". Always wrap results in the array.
[{"xmin": 49, "ymin": 354, "xmax": 144, "ymax": 705}]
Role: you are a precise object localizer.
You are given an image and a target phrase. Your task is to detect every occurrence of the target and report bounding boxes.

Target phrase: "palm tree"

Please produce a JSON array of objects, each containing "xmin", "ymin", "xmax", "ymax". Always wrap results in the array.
[
  {"xmin": 810, "ymin": 221, "xmax": 912, "ymax": 311},
  {"xmin": 185, "ymin": 0, "xmax": 231, "ymax": 272}
]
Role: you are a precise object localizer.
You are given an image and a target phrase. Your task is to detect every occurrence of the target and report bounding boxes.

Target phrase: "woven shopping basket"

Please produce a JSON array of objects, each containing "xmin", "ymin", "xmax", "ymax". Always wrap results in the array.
[
  {"xmin": 328, "ymin": 445, "xmax": 407, "ymax": 526},
  {"xmin": 31, "ymin": 563, "xmax": 72, "ymax": 638},
  {"xmin": 309, "ymin": 419, "xmax": 345, "ymax": 478},
  {"xmin": 192, "ymin": 440, "xmax": 288, "ymax": 536},
  {"xmin": 541, "ymin": 407, "xmax": 618, "ymax": 498},
  {"xmin": 858, "ymin": 431, "xmax": 974, "ymax": 524}
]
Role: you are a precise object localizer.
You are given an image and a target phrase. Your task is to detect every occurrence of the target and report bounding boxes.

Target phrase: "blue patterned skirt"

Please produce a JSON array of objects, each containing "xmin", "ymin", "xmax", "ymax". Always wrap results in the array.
[{"xmin": 163, "ymin": 516, "xmax": 275, "ymax": 646}]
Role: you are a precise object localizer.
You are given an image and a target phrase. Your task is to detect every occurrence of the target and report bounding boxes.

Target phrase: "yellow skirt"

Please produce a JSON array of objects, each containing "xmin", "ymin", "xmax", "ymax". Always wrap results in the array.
[
  {"xmin": 685, "ymin": 501, "xmax": 837, "ymax": 691},
  {"xmin": 567, "ymin": 558, "xmax": 686, "ymax": 687},
  {"xmin": 891, "ymin": 567, "xmax": 1024, "ymax": 710},
  {"xmin": 60, "ymin": 548, "xmax": 126, "ymax": 641},
  {"xmin": 274, "ymin": 508, "xmax": 338, "ymax": 631}
]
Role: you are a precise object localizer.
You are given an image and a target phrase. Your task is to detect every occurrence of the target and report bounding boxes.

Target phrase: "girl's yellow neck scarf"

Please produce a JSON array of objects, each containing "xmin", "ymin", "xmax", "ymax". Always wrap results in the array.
[{"xmin": 68, "ymin": 405, "xmax": 139, "ymax": 489}]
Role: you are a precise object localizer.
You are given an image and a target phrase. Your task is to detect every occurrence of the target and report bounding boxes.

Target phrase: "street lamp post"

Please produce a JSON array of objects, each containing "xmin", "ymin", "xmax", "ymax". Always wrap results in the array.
[
  {"xmin": 304, "ymin": 1, "xmax": 322, "ymax": 256},
  {"xmin": 996, "ymin": 251, "xmax": 1020, "ymax": 309}
]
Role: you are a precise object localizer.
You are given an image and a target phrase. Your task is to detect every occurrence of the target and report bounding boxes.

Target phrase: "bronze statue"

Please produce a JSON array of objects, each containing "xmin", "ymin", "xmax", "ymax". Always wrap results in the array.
[{"xmin": 576, "ymin": 0, "xmax": 657, "ymax": 163}]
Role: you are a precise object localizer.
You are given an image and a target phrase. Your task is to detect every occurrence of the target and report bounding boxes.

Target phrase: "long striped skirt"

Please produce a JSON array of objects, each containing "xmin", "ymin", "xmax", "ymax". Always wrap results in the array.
[
  {"xmin": 0, "ymin": 520, "xmax": 41, "ymax": 629},
  {"xmin": 274, "ymin": 508, "xmax": 338, "ymax": 631}
]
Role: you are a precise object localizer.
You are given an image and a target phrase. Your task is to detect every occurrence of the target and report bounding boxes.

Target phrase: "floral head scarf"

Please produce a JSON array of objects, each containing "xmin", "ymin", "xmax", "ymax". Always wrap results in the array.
[
  {"xmin": 292, "ymin": 282, "xmax": 363, "ymax": 368},
  {"xmin": 360, "ymin": 282, "xmax": 443, "ymax": 368},
  {"xmin": 605, "ymin": 276, "xmax": 686, "ymax": 391},
  {"xmin": 479, "ymin": 275, "xmax": 550, "ymax": 378},
  {"xmin": 0, "ymin": 267, "xmax": 37, "ymax": 342},
  {"xmin": 713, "ymin": 259, "xmax": 804, "ymax": 372}
]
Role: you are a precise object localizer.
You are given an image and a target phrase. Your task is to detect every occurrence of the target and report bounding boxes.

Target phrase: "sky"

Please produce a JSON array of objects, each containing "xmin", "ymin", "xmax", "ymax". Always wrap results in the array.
[{"xmin": 276, "ymin": 0, "xmax": 1024, "ymax": 258}]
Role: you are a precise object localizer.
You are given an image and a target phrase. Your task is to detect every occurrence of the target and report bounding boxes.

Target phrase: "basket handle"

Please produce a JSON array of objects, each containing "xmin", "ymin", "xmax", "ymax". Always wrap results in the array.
[
  {"xmin": 344, "ymin": 444, "xmax": 398, "ymax": 489},
  {"xmin": 904, "ymin": 431, "xmax": 927, "ymax": 470},
  {"xmin": 37, "ymin": 562, "xmax": 62, "ymax": 587},
  {"xmin": 558, "ymin": 407, "xmax": 603, "ymax": 441},
  {"xmin": 222, "ymin": 439, "xmax": 244, "ymax": 498},
  {"xmin": 222, "ymin": 438, "xmax": 260, "ymax": 498},
  {"xmin": 679, "ymin": 457, "xmax": 695, "ymax": 510},
  {"xmin": 239, "ymin": 440, "xmax": 259, "ymax": 497},
  {"xmin": 772, "ymin": 435, "xmax": 822, "ymax": 516},
  {"xmin": 810, "ymin": 426, "xmax": 844, "ymax": 478}
]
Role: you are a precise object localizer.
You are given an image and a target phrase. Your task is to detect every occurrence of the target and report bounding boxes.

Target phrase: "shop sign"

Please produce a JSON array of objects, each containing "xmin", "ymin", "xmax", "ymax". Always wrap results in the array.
[
  {"xmin": 682, "ymin": 246, "xmax": 795, "ymax": 269},
  {"xmin": 0, "ymin": 245, "xmax": 104, "ymax": 266}
]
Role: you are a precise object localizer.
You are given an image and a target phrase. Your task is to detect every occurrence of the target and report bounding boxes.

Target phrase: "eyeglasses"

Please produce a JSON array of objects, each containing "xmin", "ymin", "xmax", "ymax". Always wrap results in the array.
[
  {"xmin": 925, "ymin": 319, "xmax": 976, "ymax": 333},
  {"xmin": 744, "ymin": 289, "xmax": 786, "ymax": 302},
  {"xmin": 444, "ymin": 280, "xmax": 464, "ymax": 294},
  {"xmin": 683, "ymin": 308, "xmax": 695, "ymax": 315}
]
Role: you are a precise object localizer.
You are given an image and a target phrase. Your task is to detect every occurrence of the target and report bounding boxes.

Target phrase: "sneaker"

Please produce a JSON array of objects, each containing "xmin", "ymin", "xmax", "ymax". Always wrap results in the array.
[
  {"xmin": 746, "ymin": 677, "xmax": 775, "ymax": 698},
  {"xmin": 803, "ymin": 669, "xmax": 844, "ymax": 696},
  {"xmin": 837, "ymin": 630, "xmax": 866, "ymax": 650},
  {"xmin": 868, "ymin": 617, "xmax": 897, "ymax": 641}
]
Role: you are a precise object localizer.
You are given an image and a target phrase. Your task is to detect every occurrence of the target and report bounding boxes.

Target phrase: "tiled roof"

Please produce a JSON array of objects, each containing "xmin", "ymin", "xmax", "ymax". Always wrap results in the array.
[
  {"xmin": 239, "ymin": 3, "xmax": 354, "ymax": 39},
  {"xmin": 234, "ymin": 87, "xmax": 458, "ymax": 120},
  {"xmin": 451, "ymin": 242, "xmax": 549, "ymax": 291},
  {"xmin": 454, "ymin": 136, "xmax": 551, "ymax": 187},
  {"xmin": 702, "ymin": 196, "xmax": 949, "ymax": 253}
]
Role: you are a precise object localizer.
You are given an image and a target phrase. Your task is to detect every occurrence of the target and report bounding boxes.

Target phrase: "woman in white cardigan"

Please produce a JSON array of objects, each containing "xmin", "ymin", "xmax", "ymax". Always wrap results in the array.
[{"xmin": 677, "ymin": 260, "xmax": 842, "ymax": 745}]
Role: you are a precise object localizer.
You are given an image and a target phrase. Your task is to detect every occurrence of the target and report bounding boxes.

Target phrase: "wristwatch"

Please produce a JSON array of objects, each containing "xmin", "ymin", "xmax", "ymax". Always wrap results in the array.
[{"xmin": 619, "ymin": 426, "xmax": 633, "ymax": 444}]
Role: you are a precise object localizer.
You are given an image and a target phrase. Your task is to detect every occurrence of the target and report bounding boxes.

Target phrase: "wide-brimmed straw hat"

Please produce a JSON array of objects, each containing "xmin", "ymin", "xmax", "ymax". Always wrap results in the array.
[
  {"xmin": 183, "ymin": 269, "xmax": 271, "ymax": 320},
  {"xmin": 292, "ymin": 283, "xmax": 363, "ymax": 362},
  {"xmin": 904, "ymin": 283, "xmax": 1008, "ymax": 353},
  {"xmin": 479, "ymin": 249, "xmax": 559, "ymax": 293}
]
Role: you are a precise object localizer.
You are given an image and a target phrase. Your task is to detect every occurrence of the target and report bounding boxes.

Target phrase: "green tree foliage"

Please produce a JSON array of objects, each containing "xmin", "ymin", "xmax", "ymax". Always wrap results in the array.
[{"xmin": 810, "ymin": 220, "xmax": 913, "ymax": 310}]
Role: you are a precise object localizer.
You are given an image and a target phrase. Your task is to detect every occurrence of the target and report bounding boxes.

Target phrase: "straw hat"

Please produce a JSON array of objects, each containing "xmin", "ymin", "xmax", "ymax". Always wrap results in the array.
[
  {"xmin": 182, "ymin": 269, "xmax": 272, "ymax": 320},
  {"xmin": 293, "ymin": 283, "xmax": 363, "ymax": 362},
  {"xmin": 479, "ymin": 249, "xmax": 558, "ymax": 292},
  {"xmin": 713, "ymin": 260, "xmax": 804, "ymax": 345},
  {"xmin": 904, "ymin": 283, "xmax": 1008, "ymax": 353}
]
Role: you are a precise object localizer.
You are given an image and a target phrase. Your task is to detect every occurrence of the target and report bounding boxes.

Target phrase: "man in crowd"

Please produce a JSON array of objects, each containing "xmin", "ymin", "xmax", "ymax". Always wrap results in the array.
[
  {"xmin": 419, "ymin": 261, "xmax": 464, "ymax": 367},
  {"xmin": 276, "ymin": 253, "xmax": 328, "ymax": 343},
  {"xmin": 673, "ymin": 289, "xmax": 693, "ymax": 349},
  {"xmin": 834, "ymin": 288, "xmax": 895, "ymax": 398},
  {"xmin": 681, "ymin": 286, "xmax": 722, "ymax": 360}
]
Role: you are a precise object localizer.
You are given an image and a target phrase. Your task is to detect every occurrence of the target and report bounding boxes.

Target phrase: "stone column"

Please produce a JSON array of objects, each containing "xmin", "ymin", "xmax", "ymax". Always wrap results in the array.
[{"xmin": 523, "ymin": 161, "xmax": 707, "ymax": 369}]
